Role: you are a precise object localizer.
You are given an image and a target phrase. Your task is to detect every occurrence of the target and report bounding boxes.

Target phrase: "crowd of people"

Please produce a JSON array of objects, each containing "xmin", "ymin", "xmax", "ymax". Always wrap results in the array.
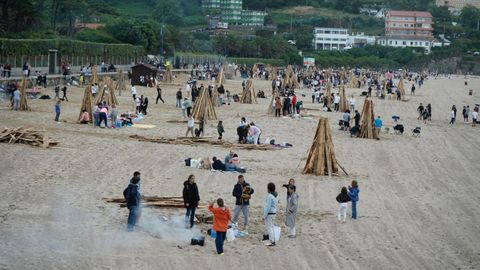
[{"xmin": 123, "ymin": 172, "xmax": 306, "ymax": 254}]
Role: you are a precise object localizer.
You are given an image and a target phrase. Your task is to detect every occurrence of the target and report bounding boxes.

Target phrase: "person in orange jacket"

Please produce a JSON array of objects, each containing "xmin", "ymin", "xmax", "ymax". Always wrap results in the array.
[{"xmin": 208, "ymin": 198, "xmax": 232, "ymax": 255}]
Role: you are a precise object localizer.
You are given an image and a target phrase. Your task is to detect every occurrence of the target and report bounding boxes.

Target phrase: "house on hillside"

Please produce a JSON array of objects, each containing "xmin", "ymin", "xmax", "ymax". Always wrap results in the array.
[{"xmin": 376, "ymin": 10, "xmax": 445, "ymax": 54}]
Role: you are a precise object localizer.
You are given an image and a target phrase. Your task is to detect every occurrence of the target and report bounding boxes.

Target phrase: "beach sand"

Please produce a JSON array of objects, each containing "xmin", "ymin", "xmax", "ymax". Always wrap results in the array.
[{"xmin": 0, "ymin": 74, "xmax": 479, "ymax": 270}]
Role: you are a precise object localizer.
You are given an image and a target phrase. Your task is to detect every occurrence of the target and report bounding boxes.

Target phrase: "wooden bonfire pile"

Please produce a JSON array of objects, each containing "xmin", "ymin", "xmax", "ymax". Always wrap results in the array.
[
  {"xmin": 91, "ymin": 66, "xmax": 99, "ymax": 85},
  {"xmin": 95, "ymin": 77, "xmax": 119, "ymax": 106},
  {"xmin": 211, "ymin": 85, "xmax": 219, "ymax": 107},
  {"xmin": 16, "ymin": 78, "xmax": 31, "ymax": 111},
  {"xmin": 192, "ymin": 87, "xmax": 217, "ymax": 120},
  {"xmin": 397, "ymin": 77, "xmax": 405, "ymax": 101},
  {"xmin": 302, "ymin": 117, "xmax": 339, "ymax": 176},
  {"xmin": 358, "ymin": 99, "xmax": 378, "ymax": 139},
  {"xmin": 216, "ymin": 66, "xmax": 226, "ymax": 84},
  {"xmin": 104, "ymin": 196, "xmax": 206, "ymax": 209},
  {"xmin": 240, "ymin": 79, "xmax": 257, "ymax": 104},
  {"xmin": 78, "ymin": 85, "xmax": 93, "ymax": 123},
  {"xmin": 339, "ymin": 85, "xmax": 348, "ymax": 112},
  {"xmin": 283, "ymin": 65, "xmax": 299, "ymax": 89},
  {"xmin": 324, "ymin": 81, "xmax": 333, "ymax": 109},
  {"xmin": 267, "ymin": 89, "xmax": 280, "ymax": 115},
  {"xmin": 116, "ymin": 69, "xmax": 127, "ymax": 96},
  {"xmin": 0, "ymin": 127, "xmax": 58, "ymax": 148},
  {"xmin": 164, "ymin": 65, "xmax": 174, "ymax": 83}
]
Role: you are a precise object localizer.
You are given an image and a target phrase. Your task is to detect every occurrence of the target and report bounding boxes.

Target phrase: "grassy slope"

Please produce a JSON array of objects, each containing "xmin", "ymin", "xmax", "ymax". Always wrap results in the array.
[{"xmin": 271, "ymin": 6, "xmax": 384, "ymax": 35}]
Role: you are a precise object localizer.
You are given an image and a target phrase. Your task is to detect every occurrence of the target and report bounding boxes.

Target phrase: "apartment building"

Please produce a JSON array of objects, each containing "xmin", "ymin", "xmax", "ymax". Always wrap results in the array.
[
  {"xmin": 436, "ymin": 0, "xmax": 480, "ymax": 11},
  {"xmin": 202, "ymin": 0, "xmax": 266, "ymax": 26},
  {"xmin": 313, "ymin": 28, "xmax": 349, "ymax": 50},
  {"xmin": 378, "ymin": 10, "xmax": 435, "ymax": 53}
]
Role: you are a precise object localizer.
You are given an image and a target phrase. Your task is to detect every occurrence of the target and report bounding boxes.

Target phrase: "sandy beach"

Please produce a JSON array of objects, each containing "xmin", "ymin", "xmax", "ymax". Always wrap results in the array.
[{"xmin": 0, "ymin": 74, "xmax": 479, "ymax": 270}]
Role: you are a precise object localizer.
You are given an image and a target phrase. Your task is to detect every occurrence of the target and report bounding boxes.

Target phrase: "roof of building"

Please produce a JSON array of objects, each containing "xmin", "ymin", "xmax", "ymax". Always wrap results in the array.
[
  {"xmin": 388, "ymin": 10, "xmax": 433, "ymax": 18},
  {"xmin": 132, "ymin": 63, "xmax": 158, "ymax": 71}
]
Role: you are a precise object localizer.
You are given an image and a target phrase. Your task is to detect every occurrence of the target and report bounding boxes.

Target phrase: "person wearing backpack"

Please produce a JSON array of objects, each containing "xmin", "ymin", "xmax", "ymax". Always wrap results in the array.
[{"xmin": 123, "ymin": 171, "xmax": 141, "ymax": 231}]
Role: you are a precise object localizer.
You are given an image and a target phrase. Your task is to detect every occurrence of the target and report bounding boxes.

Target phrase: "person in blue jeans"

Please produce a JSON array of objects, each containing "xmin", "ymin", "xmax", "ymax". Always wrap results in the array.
[
  {"xmin": 348, "ymin": 180, "xmax": 360, "ymax": 219},
  {"xmin": 123, "ymin": 171, "xmax": 141, "ymax": 231},
  {"xmin": 183, "ymin": 174, "xmax": 200, "ymax": 228}
]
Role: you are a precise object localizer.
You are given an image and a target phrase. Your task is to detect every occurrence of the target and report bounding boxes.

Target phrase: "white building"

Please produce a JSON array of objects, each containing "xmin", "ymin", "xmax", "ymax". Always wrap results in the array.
[
  {"xmin": 347, "ymin": 33, "xmax": 376, "ymax": 49},
  {"xmin": 377, "ymin": 37, "xmax": 433, "ymax": 53},
  {"xmin": 313, "ymin": 27, "xmax": 349, "ymax": 51}
]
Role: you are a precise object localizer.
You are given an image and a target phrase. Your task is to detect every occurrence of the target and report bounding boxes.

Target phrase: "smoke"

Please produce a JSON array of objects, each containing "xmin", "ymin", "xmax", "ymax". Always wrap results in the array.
[{"xmin": 137, "ymin": 208, "xmax": 202, "ymax": 242}]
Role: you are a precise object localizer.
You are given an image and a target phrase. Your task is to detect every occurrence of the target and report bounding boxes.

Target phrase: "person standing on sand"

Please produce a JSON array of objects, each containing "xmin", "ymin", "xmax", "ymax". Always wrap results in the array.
[
  {"xmin": 232, "ymin": 175, "xmax": 254, "ymax": 231},
  {"xmin": 472, "ymin": 109, "xmax": 478, "ymax": 127},
  {"xmin": 348, "ymin": 180, "xmax": 360, "ymax": 220},
  {"xmin": 183, "ymin": 174, "xmax": 200, "ymax": 228},
  {"xmin": 336, "ymin": 187, "xmax": 351, "ymax": 223},
  {"xmin": 186, "ymin": 114, "xmax": 195, "ymax": 137},
  {"xmin": 285, "ymin": 185, "xmax": 298, "ymax": 238},
  {"xmin": 263, "ymin": 182, "xmax": 278, "ymax": 246},
  {"xmin": 217, "ymin": 121, "xmax": 224, "ymax": 140},
  {"xmin": 450, "ymin": 107, "xmax": 456, "ymax": 125},
  {"xmin": 282, "ymin": 178, "xmax": 295, "ymax": 201},
  {"xmin": 176, "ymin": 88, "xmax": 183, "ymax": 108},
  {"xmin": 12, "ymin": 87, "xmax": 21, "ymax": 111},
  {"xmin": 417, "ymin": 103, "xmax": 424, "ymax": 120},
  {"xmin": 156, "ymin": 86, "xmax": 165, "ymax": 104},
  {"xmin": 374, "ymin": 116, "xmax": 382, "ymax": 137},
  {"xmin": 426, "ymin": 104, "xmax": 432, "ymax": 121},
  {"xmin": 54, "ymin": 100, "xmax": 61, "ymax": 122},
  {"xmin": 124, "ymin": 172, "xmax": 141, "ymax": 232},
  {"xmin": 209, "ymin": 198, "xmax": 232, "ymax": 255}
]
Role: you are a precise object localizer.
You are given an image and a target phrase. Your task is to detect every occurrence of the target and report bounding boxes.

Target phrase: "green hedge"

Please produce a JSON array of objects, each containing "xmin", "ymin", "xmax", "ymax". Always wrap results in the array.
[
  {"xmin": 227, "ymin": 57, "xmax": 286, "ymax": 67},
  {"xmin": 0, "ymin": 38, "xmax": 145, "ymax": 57}
]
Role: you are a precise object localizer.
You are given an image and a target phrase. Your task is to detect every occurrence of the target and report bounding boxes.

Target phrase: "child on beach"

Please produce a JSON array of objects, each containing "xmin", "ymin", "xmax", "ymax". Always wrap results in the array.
[
  {"xmin": 348, "ymin": 181, "xmax": 360, "ymax": 220},
  {"xmin": 336, "ymin": 187, "xmax": 351, "ymax": 223},
  {"xmin": 217, "ymin": 121, "xmax": 224, "ymax": 140}
]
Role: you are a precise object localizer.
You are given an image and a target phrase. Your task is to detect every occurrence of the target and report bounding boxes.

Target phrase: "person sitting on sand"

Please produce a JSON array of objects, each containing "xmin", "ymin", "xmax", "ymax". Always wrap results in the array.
[
  {"xmin": 226, "ymin": 154, "xmax": 241, "ymax": 171},
  {"xmin": 79, "ymin": 110, "xmax": 90, "ymax": 124},
  {"xmin": 212, "ymin": 157, "xmax": 225, "ymax": 171}
]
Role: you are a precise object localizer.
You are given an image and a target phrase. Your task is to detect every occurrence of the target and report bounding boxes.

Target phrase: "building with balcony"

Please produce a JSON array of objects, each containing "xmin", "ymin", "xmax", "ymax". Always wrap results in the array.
[
  {"xmin": 313, "ymin": 28, "xmax": 349, "ymax": 50},
  {"xmin": 377, "ymin": 10, "xmax": 436, "ymax": 53}
]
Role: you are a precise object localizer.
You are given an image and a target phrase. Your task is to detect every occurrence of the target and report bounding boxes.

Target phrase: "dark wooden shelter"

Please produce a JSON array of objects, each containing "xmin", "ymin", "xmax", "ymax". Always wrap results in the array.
[{"xmin": 131, "ymin": 63, "xmax": 158, "ymax": 86}]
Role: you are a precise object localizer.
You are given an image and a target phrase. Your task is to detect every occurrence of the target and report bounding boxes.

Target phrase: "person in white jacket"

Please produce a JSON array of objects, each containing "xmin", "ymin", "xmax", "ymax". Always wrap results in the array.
[{"xmin": 263, "ymin": 182, "xmax": 278, "ymax": 246}]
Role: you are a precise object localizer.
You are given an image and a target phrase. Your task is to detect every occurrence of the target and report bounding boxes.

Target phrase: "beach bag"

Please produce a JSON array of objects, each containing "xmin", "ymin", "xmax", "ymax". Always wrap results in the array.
[
  {"xmin": 226, "ymin": 228, "xmax": 236, "ymax": 242},
  {"xmin": 273, "ymin": 226, "xmax": 281, "ymax": 242},
  {"xmin": 190, "ymin": 236, "xmax": 205, "ymax": 246}
]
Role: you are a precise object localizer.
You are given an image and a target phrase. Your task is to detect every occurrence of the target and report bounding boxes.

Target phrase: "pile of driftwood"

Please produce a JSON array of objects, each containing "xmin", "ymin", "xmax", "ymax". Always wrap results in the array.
[
  {"xmin": 358, "ymin": 99, "xmax": 378, "ymax": 139},
  {"xmin": 104, "ymin": 196, "xmax": 206, "ymax": 209},
  {"xmin": 0, "ymin": 127, "xmax": 58, "ymax": 148},
  {"xmin": 130, "ymin": 135, "xmax": 281, "ymax": 151},
  {"xmin": 192, "ymin": 87, "xmax": 217, "ymax": 121},
  {"xmin": 240, "ymin": 79, "xmax": 257, "ymax": 104}
]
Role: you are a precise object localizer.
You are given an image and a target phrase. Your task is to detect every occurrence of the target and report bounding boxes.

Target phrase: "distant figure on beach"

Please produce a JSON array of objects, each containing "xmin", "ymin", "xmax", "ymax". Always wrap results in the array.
[
  {"xmin": 217, "ymin": 121, "xmax": 224, "ymax": 140},
  {"xmin": 176, "ymin": 88, "xmax": 183, "ymax": 108},
  {"xmin": 263, "ymin": 182, "xmax": 278, "ymax": 246},
  {"xmin": 336, "ymin": 187, "xmax": 351, "ymax": 223},
  {"xmin": 54, "ymin": 100, "xmax": 61, "ymax": 122},
  {"xmin": 12, "ymin": 87, "xmax": 20, "ymax": 111},
  {"xmin": 450, "ymin": 105, "xmax": 456, "ymax": 124},
  {"xmin": 156, "ymin": 86, "xmax": 164, "ymax": 104},
  {"xmin": 374, "ymin": 116, "xmax": 382, "ymax": 137},
  {"xmin": 285, "ymin": 185, "xmax": 298, "ymax": 238},
  {"xmin": 124, "ymin": 171, "xmax": 141, "ymax": 231},
  {"xmin": 208, "ymin": 198, "xmax": 232, "ymax": 255},
  {"xmin": 348, "ymin": 180, "xmax": 360, "ymax": 220},
  {"xmin": 183, "ymin": 174, "xmax": 200, "ymax": 228}
]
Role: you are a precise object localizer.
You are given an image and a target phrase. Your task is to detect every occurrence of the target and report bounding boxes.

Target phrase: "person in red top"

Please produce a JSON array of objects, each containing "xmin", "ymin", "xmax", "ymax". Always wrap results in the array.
[
  {"xmin": 208, "ymin": 198, "xmax": 232, "ymax": 255},
  {"xmin": 291, "ymin": 95, "xmax": 297, "ymax": 114}
]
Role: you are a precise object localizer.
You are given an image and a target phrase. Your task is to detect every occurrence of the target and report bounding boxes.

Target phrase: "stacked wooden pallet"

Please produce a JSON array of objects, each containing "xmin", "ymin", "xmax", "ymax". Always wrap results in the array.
[{"xmin": 0, "ymin": 127, "xmax": 58, "ymax": 148}]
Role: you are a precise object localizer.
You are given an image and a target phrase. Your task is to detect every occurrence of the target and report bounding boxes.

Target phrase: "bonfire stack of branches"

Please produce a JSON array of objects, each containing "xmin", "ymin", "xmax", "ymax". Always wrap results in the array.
[
  {"xmin": 116, "ymin": 69, "xmax": 126, "ymax": 96},
  {"xmin": 302, "ymin": 117, "xmax": 339, "ymax": 176},
  {"xmin": 349, "ymin": 73, "xmax": 360, "ymax": 88},
  {"xmin": 339, "ymin": 85, "xmax": 349, "ymax": 112},
  {"xmin": 192, "ymin": 87, "xmax": 217, "ymax": 121},
  {"xmin": 240, "ymin": 79, "xmax": 257, "ymax": 104},
  {"xmin": 358, "ymin": 99, "xmax": 378, "ymax": 139},
  {"xmin": 91, "ymin": 66, "xmax": 99, "ymax": 85},
  {"xmin": 78, "ymin": 85, "xmax": 93, "ymax": 123},
  {"xmin": 397, "ymin": 77, "xmax": 405, "ymax": 101},
  {"xmin": 216, "ymin": 66, "xmax": 226, "ymax": 84},
  {"xmin": 283, "ymin": 65, "xmax": 299, "ymax": 89},
  {"xmin": 267, "ymin": 89, "xmax": 280, "ymax": 115},
  {"xmin": 324, "ymin": 81, "xmax": 333, "ymax": 109},
  {"xmin": 164, "ymin": 65, "xmax": 174, "ymax": 83},
  {"xmin": 13, "ymin": 78, "xmax": 31, "ymax": 111},
  {"xmin": 95, "ymin": 77, "xmax": 119, "ymax": 106},
  {"xmin": 0, "ymin": 127, "xmax": 57, "ymax": 148},
  {"xmin": 211, "ymin": 85, "xmax": 219, "ymax": 107}
]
